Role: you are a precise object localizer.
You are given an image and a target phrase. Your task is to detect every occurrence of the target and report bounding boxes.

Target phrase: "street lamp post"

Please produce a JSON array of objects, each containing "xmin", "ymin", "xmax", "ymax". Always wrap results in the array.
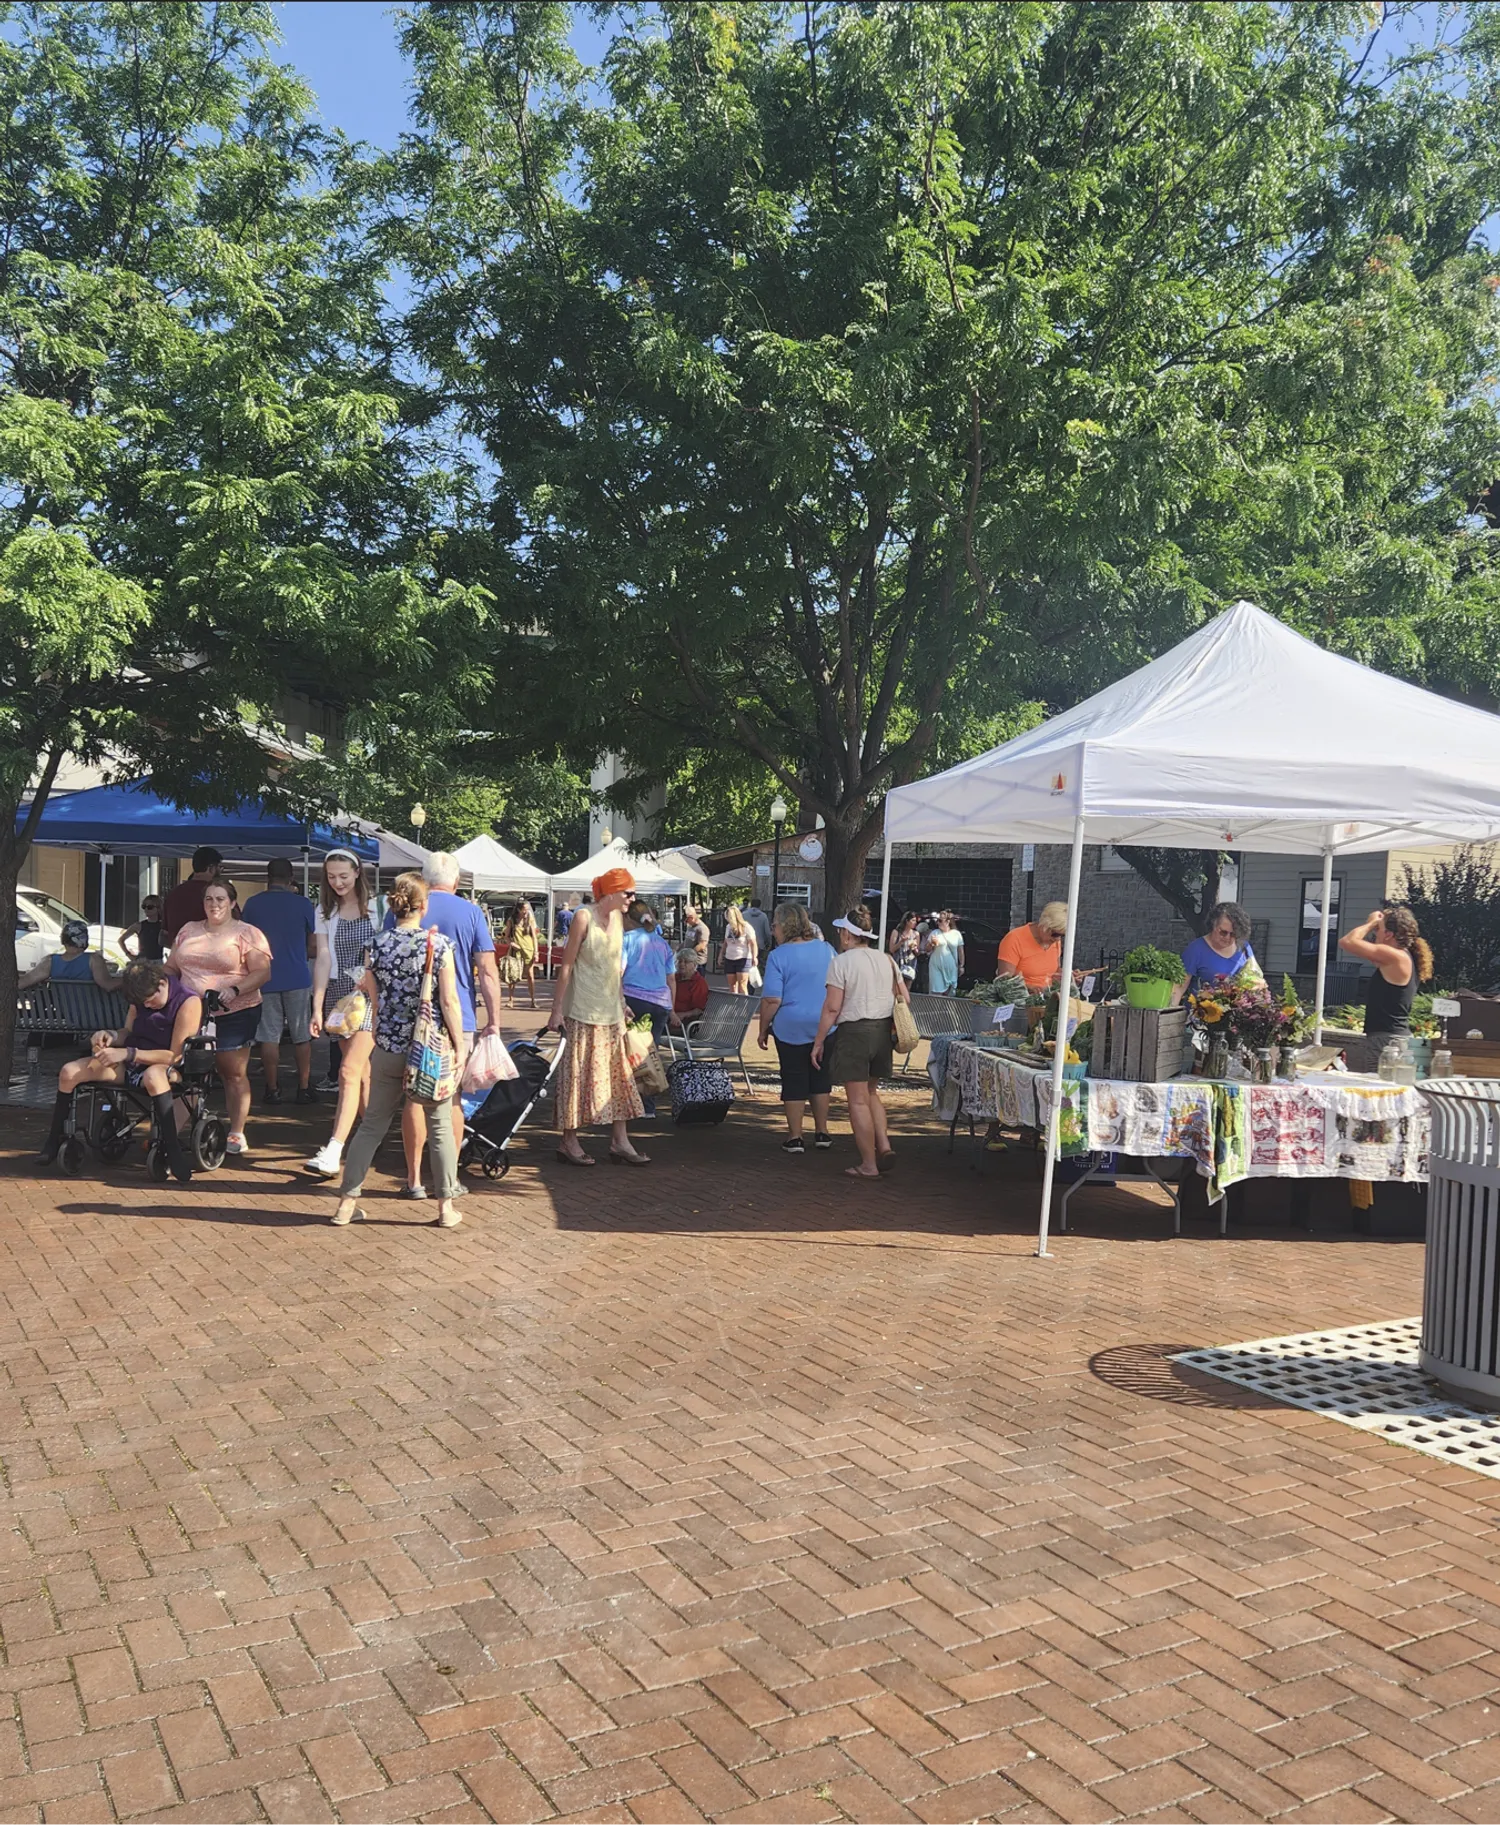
[
  {"xmin": 410, "ymin": 802, "xmax": 427, "ymax": 845},
  {"xmin": 770, "ymin": 794, "xmax": 788, "ymax": 913}
]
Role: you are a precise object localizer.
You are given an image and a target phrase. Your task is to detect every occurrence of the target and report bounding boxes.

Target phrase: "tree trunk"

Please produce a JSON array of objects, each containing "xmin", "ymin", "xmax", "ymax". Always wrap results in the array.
[
  {"xmin": 0, "ymin": 847, "xmax": 23, "ymax": 1086},
  {"xmin": 820, "ymin": 809, "xmax": 881, "ymax": 928},
  {"xmin": 0, "ymin": 751, "xmax": 67, "ymax": 1076}
]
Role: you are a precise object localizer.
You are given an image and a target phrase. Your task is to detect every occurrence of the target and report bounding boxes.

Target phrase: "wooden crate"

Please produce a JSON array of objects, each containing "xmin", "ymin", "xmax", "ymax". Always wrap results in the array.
[
  {"xmin": 1447, "ymin": 1037, "xmax": 1500, "ymax": 1078},
  {"xmin": 1095, "ymin": 1003, "xmax": 1188, "ymax": 1082}
]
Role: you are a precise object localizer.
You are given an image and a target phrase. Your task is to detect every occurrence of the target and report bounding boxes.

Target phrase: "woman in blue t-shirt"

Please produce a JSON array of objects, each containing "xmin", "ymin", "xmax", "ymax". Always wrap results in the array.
[
  {"xmin": 1181, "ymin": 902, "xmax": 1260, "ymax": 993},
  {"xmin": 755, "ymin": 904, "xmax": 837, "ymax": 1155}
]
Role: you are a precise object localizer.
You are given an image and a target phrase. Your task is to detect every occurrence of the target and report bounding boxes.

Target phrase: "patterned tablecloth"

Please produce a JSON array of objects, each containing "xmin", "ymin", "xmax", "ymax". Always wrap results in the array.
[{"xmin": 934, "ymin": 1040, "xmax": 1428, "ymax": 1189}]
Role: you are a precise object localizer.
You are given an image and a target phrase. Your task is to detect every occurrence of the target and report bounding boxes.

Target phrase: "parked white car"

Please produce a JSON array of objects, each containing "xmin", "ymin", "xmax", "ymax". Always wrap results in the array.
[{"xmin": 13, "ymin": 889, "xmax": 128, "ymax": 974}]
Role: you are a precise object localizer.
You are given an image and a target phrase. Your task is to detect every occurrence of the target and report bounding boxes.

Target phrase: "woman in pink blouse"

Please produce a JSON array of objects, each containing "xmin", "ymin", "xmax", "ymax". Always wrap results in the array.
[{"xmin": 167, "ymin": 880, "xmax": 272, "ymax": 1157}]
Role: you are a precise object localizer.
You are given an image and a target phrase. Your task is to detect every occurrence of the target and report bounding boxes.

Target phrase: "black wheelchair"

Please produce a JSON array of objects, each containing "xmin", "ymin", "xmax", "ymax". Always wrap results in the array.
[{"xmin": 55, "ymin": 994, "xmax": 230, "ymax": 1178}]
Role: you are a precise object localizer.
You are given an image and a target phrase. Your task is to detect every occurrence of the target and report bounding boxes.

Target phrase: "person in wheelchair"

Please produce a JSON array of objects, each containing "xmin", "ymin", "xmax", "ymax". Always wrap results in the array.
[{"xmin": 36, "ymin": 961, "xmax": 201, "ymax": 1182}]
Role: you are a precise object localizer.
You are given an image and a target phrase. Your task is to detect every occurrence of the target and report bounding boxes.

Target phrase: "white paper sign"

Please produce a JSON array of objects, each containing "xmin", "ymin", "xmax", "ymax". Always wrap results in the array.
[
  {"xmin": 991, "ymin": 1004, "xmax": 1015, "ymax": 1027},
  {"xmin": 1433, "ymin": 997, "xmax": 1461, "ymax": 1018},
  {"xmin": 1065, "ymin": 1015, "xmax": 1080, "ymax": 1038},
  {"xmin": 755, "ymin": 863, "xmax": 770, "ymax": 876},
  {"xmin": 1021, "ymin": 844, "xmax": 1036, "ymax": 872},
  {"xmin": 1080, "ymin": 974, "xmax": 1096, "ymax": 998}
]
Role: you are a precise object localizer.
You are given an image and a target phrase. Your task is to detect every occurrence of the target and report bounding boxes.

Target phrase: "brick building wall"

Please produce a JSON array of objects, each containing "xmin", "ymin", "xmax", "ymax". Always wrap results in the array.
[
  {"xmin": 1017, "ymin": 843, "xmax": 1191, "ymax": 968},
  {"xmin": 861, "ymin": 840, "xmax": 1190, "ymax": 963}
]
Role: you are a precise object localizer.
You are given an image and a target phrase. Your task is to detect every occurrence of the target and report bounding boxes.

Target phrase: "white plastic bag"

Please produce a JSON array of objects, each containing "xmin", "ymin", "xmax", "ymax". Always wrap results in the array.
[{"xmin": 462, "ymin": 1032, "xmax": 520, "ymax": 1094}]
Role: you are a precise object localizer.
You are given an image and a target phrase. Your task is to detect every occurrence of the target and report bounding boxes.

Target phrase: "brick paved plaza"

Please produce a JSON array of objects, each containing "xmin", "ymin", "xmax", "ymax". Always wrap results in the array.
[{"xmin": 1, "ymin": 1059, "xmax": 1497, "ymax": 1824}]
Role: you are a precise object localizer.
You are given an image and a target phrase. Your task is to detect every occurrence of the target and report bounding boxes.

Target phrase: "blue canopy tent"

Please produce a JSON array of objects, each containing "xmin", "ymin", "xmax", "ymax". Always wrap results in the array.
[{"xmin": 18, "ymin": 780, "xmax": 377, "ymax": 946}]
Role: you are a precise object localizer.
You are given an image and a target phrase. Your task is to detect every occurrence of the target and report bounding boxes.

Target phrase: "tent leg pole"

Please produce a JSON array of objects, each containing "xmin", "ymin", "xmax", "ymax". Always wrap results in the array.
[
  {"xmin": 301, "ymin": 846, "xmax": 310, "ymax": 898},
  {"xmin": 1037, "ymin": 814, "xmax": 1086, "ymax": 1259},
  {"xmin": 1313, "ymin": 843, "xmax": 1334, "ymax": 1044},
  {"xmin": 546, "ymin": 887, "xmax": 555, "ymax": 981},
  {"xmin": 878, "ymin": 836, "xmax": 893, "ymax": 954},
  {"xmin": 97, "ymin": 852, "xmax": 109, "ymax": 953}
]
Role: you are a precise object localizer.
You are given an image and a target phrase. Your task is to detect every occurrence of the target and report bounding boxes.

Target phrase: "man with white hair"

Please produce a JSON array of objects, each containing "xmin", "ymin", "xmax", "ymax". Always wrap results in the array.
[{"xmin": 387, "ymin": 851, "xmax": 500, "ymax": 1193}]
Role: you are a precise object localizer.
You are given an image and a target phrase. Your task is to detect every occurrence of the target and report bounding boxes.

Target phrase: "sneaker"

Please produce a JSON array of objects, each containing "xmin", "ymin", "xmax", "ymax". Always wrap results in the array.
[
  {"xmin": 781, "ymin": 1136, "xmax": 805, "ymax": 1155},
  {"xmin": 315, "ymin": 1075, "xmax": 340, "ymax": 1094},
  {"xmin": 295, "ymin": 1085, "xmax": 317, "ymax": 1105},
  {"xmin": 261, "ymin": 1085, "xmax": 282, "ymax": 1105},
  {"xmin": 813, "ymin": 1132, "xmax": 833, "ymax": 1149},
  {"xmin": 304, "ymin": 1141, "xmax": 343, "ymax": 1178},
  {"xmin": 225, "ymin": 1134, "xmax": 250, "ymax": 1157},
  {"xmin": 400, "ymin": 1184, "xmax": 428, "ymax": 1200},
  {"xmin": 434, "ymin": 1206, "xmax": 463, "ymax": 1228}
]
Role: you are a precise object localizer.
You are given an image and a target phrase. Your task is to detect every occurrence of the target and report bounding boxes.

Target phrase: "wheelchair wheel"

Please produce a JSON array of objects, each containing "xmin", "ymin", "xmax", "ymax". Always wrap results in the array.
[
  {"xmin": 193, "ymin": 1115, "xmax": 228, "ymax": 1171},
  {"xmin": 146, "ymin": 1142, "xmax": 170, "ymax": 1183},
  {"xmin": 482, "ymin": 1155, "xmax": 510, "ymax": 1180},
  {"xmin": 58, "ymin": 1134, "xmax": 87, "ymax": 1176},
  {"xmin": 96, "ymin": 1122, "xmax": 137, "ymax": 1162}
]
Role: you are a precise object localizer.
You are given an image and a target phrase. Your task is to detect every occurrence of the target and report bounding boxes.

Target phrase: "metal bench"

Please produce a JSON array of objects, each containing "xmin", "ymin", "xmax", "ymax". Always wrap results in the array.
[
  {"xmin": 666, "ymin": 990, "xmax": 761, "ymax": 1096},
  {"xmin": 17, "ymin": 982, "xmax": 129, "ymax": 1065},
  {"xmin": 902, "ymin": 992, "xmax": 990, "ymax": 1071}
]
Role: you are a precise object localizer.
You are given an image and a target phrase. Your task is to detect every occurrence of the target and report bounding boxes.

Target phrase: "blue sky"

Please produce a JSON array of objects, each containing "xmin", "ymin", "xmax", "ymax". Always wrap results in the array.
[
  {"xmin": 271, "ymin": 4, "xmax": 414, "ymax": 148},
  {"xmin": 271, "ymin": 2, "xmax": 612, "ymax": 145}
]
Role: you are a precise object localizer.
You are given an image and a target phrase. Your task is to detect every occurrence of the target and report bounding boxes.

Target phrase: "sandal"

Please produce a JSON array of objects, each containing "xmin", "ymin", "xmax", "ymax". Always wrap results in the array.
[
  {"xmin": 844, "ymin": 1165, "xmax": 881, "ymax": 1180},
  {"xmin": 554, "ymin": 1148, "xmax": 595, "ymax": 1167},
  {"xmin": 608, "ymin": 1150, "xmax": 651, "ymax": 1167},
  {"xmin": 877, "ymin": 1152, "xmax": 897, "ymax": 1174}
]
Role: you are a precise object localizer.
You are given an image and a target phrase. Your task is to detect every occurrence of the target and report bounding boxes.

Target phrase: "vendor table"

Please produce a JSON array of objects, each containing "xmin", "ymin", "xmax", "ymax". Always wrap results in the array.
[{"xmin": 933, "ymin": 1037, "xmax": 1429, "ymax": 1234}]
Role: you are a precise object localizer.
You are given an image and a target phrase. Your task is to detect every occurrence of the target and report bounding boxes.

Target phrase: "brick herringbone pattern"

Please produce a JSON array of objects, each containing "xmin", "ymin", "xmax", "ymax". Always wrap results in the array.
[{"xmin": 0, "ymin": 1086, "xmax": 1496, "ymax": 1823}]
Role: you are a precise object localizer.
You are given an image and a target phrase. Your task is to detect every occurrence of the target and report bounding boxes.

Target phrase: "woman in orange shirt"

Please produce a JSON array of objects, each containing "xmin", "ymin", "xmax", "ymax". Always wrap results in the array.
[{"xmin": 995, "ymin": 901, "xmax": 1070, "ymax": 989}]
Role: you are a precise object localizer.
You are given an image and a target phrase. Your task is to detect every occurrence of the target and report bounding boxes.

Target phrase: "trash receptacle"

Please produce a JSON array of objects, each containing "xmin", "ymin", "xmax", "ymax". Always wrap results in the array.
[{"xmin": 1422, "ymin": 1079, "xmax": 1500, "ymax": 1408}]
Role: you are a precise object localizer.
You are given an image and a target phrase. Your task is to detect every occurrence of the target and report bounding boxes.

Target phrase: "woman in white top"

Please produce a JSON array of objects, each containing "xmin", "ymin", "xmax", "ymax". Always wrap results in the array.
[
  {"xmin": 811, "ymin": 905, "xmax": 911, "ymax": 1180},
  {"xmin": 721, "ymin": 903, "xmax": 758, "ymax": 995},
  {"xmin": 304, "ymin": 849, "xmax": 377, "ymax": 1180}
]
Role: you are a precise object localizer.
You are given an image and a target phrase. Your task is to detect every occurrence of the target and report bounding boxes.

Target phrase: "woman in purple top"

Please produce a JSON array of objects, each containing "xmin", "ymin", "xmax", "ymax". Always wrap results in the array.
[{"xmin": 36, "ymin": 960, "xmax": 202, "ymax": 1181}]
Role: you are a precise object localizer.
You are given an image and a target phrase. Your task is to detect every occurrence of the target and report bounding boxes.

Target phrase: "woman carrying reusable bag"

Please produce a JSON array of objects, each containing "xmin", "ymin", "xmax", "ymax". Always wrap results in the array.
[
  {"xmin": 811, "ymin": 905, "xmax": 913, "ymax": 1180},
  {"xmin": 330, "ymin": 872, "xmax": 466, "ymax": 1229},
  {"xmin": 499, "ymin": 900, "xmax": 540, "ymax": 1010},
  {"xmin": 547, "ymin": 867, "xmax": 648, "ymax": 1166}
]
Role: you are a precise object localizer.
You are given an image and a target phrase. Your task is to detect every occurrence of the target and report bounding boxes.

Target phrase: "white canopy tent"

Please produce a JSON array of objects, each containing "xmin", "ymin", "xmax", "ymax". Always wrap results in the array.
[
  {"xmin": 881, "ymin": 600, "xmax": 1500, "ymax": 1254},
  {"xmin": 450, "ymin": 834, "xmax": 554, "ymax": 969},
  {"xmin": 551, "ymin": 836, "xmax": 714, "ymax": 897}
]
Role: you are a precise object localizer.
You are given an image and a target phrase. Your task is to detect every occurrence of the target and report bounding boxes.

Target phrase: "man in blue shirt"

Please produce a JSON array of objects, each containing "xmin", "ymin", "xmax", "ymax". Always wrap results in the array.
[
  {"xmin": 393, "ymin": 852, "xmax": 501, "ymax": 1193},
  {"xmin": 243, "ymin": 859, "xmax": 317, "ymax": 1103}
]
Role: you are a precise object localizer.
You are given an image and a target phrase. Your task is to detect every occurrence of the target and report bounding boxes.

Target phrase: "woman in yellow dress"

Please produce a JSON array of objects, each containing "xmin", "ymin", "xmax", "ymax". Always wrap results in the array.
[{"xmin": 500, "ymin": 900, "xmax": 540, "ymax": 1009}]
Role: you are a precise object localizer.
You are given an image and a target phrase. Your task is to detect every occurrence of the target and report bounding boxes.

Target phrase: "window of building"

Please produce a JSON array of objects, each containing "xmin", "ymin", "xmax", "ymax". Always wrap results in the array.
[
  {"xmin": 1099, "ymin": 845, "xmax": 1132, "ymax": 872},
  {"xmin": 1298, "ymin": 876, "xmax": 1343, "ymax": 969},
  {"xmin": 775, "ymin": 882, "xmax": 811, "ymax": 904}
]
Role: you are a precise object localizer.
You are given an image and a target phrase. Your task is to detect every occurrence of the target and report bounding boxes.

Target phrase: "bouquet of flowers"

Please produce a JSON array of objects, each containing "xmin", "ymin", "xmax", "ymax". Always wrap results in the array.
[{"xmin": 1219, "ymin": 982, "xmax": 1298, "ymax": 1050}]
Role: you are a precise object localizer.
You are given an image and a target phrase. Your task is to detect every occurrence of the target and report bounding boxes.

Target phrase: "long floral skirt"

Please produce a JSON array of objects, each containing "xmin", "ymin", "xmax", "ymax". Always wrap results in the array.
[{"xmin": 558, "ymin": 1017, "xmax": 644, "ymax": 1129}]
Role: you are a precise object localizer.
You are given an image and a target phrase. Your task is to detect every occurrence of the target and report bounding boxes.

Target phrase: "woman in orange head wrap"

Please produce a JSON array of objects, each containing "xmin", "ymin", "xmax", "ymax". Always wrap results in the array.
[{"xmin": 546, "ymin": 865, "xmax": 649, "ymax": 1165}]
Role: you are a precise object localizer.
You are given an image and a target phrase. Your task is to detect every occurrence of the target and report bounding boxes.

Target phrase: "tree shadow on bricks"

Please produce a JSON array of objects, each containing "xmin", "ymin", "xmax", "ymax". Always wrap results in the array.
[
  {"xmin": 54, "ymin": 1200, "xmax": 336, "ymax": 1227},
  {"xmin": 1090, "ymin": 1340, "xmax": 1285, "ymax": 1409}
]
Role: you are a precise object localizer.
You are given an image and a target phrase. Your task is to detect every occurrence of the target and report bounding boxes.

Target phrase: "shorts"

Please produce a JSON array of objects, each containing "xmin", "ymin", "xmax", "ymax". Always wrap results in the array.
[
  {"xmin": 830, "ymin": 1016, "xmax": 893, "ymax": 1085},
  {"xmin": 256, "ymin": 988, "xmax": 312, "ymax": 1046},
  {"xmin": 724, "ymin": 955, "xmax": 750, "ymax": 977},
  {"xmin": 211, "ymin": 1005, "xmax": 261, "ymax": 1052},
  {"xmin": 775, "ymin": 1036, "xmax": 832, "ymax": 1102}
]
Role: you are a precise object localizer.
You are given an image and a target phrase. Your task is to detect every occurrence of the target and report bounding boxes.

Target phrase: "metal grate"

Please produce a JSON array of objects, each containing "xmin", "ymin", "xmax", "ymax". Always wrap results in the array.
[{"xmin": 1176, "ymin": 1320, "xmax": 1500, "ymax": 1480}]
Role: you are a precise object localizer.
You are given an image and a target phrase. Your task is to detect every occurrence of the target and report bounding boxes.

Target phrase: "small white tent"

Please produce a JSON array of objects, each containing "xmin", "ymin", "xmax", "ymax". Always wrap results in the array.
[
  {"xmin": 453, "ymin": 834, "xmax": 551, "ymax": 896},
  {"xmin": 882, "ymin": 600, "xmax": 1500, "ymax": 1252},
  {"xmin": 551, "ymin": 836, "xmax": 713, "ymax": 897}
]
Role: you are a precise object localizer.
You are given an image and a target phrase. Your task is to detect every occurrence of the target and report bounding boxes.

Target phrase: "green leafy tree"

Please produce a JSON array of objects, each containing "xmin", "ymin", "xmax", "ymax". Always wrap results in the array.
[
  {"xmin": 0, "ymin": 1, "xmax": 486, "ymax": 1061},
  {"xmin": 1402, "ymin": 846, "xmax": 1500, "ymax": 988},
  {"xmin": 395, "ymin": 1, "xmax": 1500, "ymax": 909}
]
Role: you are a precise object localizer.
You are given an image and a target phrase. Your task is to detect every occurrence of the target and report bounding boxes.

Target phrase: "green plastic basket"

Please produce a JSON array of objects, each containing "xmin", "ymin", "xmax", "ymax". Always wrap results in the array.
[{"xmin": 1124, "ymin": 974, "xmax": 1174, "ymax": 1011}]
